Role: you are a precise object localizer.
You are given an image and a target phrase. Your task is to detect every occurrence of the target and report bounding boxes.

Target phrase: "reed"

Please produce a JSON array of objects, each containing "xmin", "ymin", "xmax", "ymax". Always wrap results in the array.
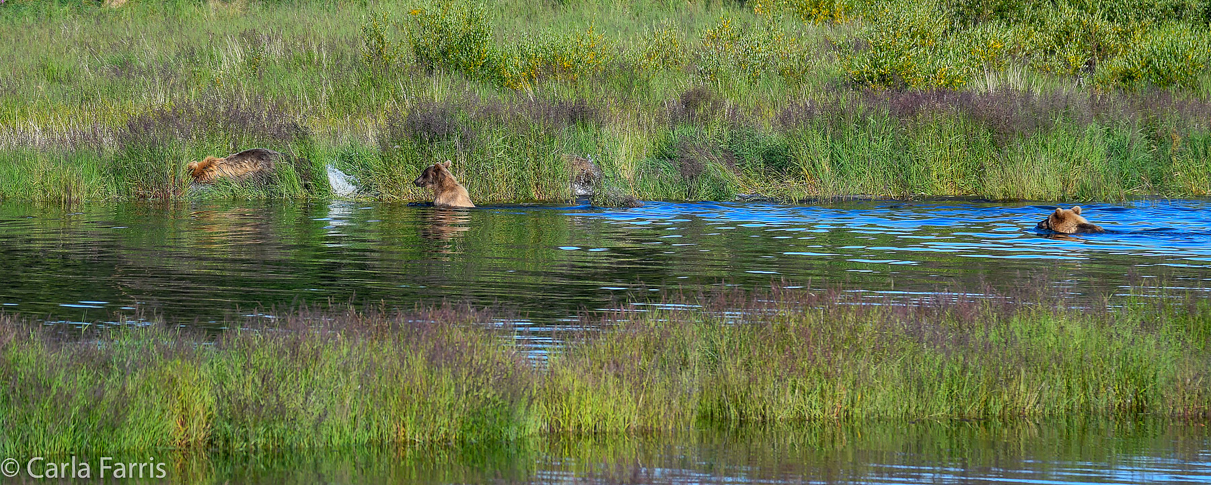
[
  {"xmin": 2, "ymin": 284, "xmax": 1207, "ymax": 455},
  {"xmin": 1, "ymin": 0, "xmax": 1209, "ymax": 203},
  {"xmin": 0, "ymin": 303, "xmax": 539, "ymax": 455},
  {"xmin": 545, "ymin": 285, "xmax": 1211, "ymax": 431}
]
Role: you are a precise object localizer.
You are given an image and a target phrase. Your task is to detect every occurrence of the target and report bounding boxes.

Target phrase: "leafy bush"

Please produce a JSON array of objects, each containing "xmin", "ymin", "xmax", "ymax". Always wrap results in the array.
[
  {"xmin": 402, "ymin": 2, "xmax": 609, "ymax": 90},
  {"xmin": 696, "ymin": 16, "xmax": 810, "ymax": 84},
  {"xmin": 406, "ymin": 0, "xmax": 496, "ymax": 80},
  {"xmin": 753, "ymin": 0, "xmax": 854, "ymax": 24},
  {"xmin": 1022, "ymin": 4, "xmax": 1125, "ymax": 76},
  {"xmin": 113, "ymin": 109, "xmax": 189, "ymax": 199},
  {"xmin": 361, "ymin": 11, "xmax": 405, "ymax": 74},
  {"xmin": 644, "ymin": 127, "xmax": 739, "ymax": 200},
  {"xmin": 841, "ymin": 0, "xmax": 1211, "ymax": 90},
  {"xmin": 1095, "ymin": 22, "xmax": 1211, "ymax": 89},
  {"xmin": 634, "ymin": 20, "xmax": 685, "ymax": 74},
  {"xmin": 843, "ymin": 0, "xmax": 969, "ymax": 89},
  {"xmin": 499, "ymin": 27, "xmax": 611, "ymax": 90},
  {"xmin": 726, "ymin": 129, "xmax": 796, "ymax": 175}
]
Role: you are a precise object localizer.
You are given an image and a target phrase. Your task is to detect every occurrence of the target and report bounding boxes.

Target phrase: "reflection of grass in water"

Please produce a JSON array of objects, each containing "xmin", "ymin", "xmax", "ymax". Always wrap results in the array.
[
  {"xmin": 138, "ymin": 419, "xmax": 1211, "ymax": 483},
  {"xmin": 539, "ymin": 420, "xmax": 1211, "ymax": 483},
  {"xmin": 1, "ymin": 286, "xmax": 1208, "ymax": 456}
]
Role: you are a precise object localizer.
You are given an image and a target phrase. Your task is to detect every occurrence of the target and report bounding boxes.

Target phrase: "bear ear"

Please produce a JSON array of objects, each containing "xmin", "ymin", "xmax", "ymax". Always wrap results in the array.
[
  {"xmin": 1053, "ymin": 208, "xmax": 1063, "ymax": 216},
  {"xmin": 187, "ymin": 162, "xmax": 197, "ymax": 170},
  {"xmin": 1071, "ymin": 206, "xmax": 1082, "ymax": 214},
  {"xmin": 441, "ymin": 160, "xmax": 452, "ymax": 168}
]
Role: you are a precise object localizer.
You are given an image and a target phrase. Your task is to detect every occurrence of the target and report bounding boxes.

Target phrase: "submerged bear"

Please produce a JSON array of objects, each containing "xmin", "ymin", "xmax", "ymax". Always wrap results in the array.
[
  {"xmin": 1035, "ymin": 206, "xmax": 1105, "ymax": 234},
  {"xmin": 187, "ymin": 148, "xmax": 279, "ymax": 184},
  {"xmin": 413, "ymin": 160, "xmax": 474, "ymax": 208}
]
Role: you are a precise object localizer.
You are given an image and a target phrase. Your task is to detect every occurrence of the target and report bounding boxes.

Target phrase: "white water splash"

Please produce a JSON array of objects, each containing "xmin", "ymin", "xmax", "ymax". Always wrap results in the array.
[{"xmin": 326, "ymin": 164, "xmax": 358, "ymax": 198}]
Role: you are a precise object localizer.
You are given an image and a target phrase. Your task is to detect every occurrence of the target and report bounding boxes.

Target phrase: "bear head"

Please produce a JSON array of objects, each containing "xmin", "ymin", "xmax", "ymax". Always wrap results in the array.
[
  {"xmin": 186, "ymin": 156, "xmax": 223, "ymax": 183},
  {"xmin": 1035, "ymin": 206, "xmax": 1105, "ymax": 234},
  {"xmin": 413, "ymin": 160, "xmax": 457, "ymax": 191}
]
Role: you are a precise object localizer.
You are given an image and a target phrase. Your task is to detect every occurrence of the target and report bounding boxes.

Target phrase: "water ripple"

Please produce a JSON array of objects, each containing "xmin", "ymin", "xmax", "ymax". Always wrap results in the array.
[{"xmin": 0, "ymin": 199, "xmax": 1207, "ymax": 327}]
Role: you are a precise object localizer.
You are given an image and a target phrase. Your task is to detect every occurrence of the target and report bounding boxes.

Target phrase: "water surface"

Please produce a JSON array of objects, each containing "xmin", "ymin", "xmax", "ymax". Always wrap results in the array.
[
  {"xmin": 2, "ymin": 199, "xmax": 1210, "ymax": 484},
  {"xmin": 0, "ymin": 199, "xmax": 1208, "ymax": 328},
  {"xmin": 15, "ymin": 419, "xmax": 1206, "ymax": 484}
]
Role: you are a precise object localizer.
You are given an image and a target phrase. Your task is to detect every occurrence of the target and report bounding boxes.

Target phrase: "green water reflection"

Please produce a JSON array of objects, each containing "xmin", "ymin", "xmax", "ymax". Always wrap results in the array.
[
  {"xmin": 0, "ymin": 200, "xmax": 1207, "ymax": 327},
  {"xmin": 19, "ymin": 419, "xmax": 1204, "ymax": 484}
]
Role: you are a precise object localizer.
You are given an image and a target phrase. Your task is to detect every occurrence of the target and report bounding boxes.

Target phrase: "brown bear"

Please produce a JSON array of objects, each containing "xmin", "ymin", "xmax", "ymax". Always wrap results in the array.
[
  {"xmin": 413, "ymin": 160, "xmax": 474, "ymax": 208},
  {"xmin": 563, "ymin": 153, "xmax": 603, "ymax": 197},
  {"xmin": 1035, "ymin": 206, "xmax": 1105, "ymax": 234},
  {"xmin": 187, "ymin": 148, "xmax": 279, "ymax": 184}
]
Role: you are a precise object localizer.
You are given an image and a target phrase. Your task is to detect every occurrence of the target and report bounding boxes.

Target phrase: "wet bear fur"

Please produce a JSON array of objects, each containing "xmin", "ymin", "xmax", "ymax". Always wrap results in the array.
[
  {"xmin": 187, "ymin": 148, "xmax": 280, "ymax": 185},
  {"xmin": 563, "ymin": 153, "xmax": 603, "ymax": 197},
  {"xmin": 1035, "ymin": 206, "xmax": 1105, "ymax": 234},
  {"xmin": 413, "ymin": 160, "xmax": 474, "ymax": 208}
]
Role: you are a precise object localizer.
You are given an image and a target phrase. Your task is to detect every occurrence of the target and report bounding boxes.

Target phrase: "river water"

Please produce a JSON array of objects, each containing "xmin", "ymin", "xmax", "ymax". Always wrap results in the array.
[
  {"xmin": 24, "ymin": 419, "xmax": 1198, "ymax": 484},
  {"xmin": 2, "ymin": 199, "xmax": 1209, "ymax": 484},
  {"xmin": 0, "ymin": 199, "xmax": 1207, "ymax": 327}
]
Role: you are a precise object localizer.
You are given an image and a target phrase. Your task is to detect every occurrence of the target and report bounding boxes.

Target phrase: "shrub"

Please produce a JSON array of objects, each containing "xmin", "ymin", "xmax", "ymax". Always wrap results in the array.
[
  {"xmin": 753, "ymin": 0, "xmax": 854, "ymax": 24},
  {"xmin": 406, "ymin": 0, "xmax": 496, "ymax": 81},
  {"xmin": 695, "ymin": 15, "xmax": 810, "ymax": 85},
  {"xmin": 644, "ymin": 127, "xmax": 739, "ymax": 200},
  {"xmin": 1022, "ymin": 4, "xmax": 1125, "ymax": 76},
  {"xmin": 113, "ymin": 108, "xmax": 190, "ymax": 199},
  {"xmin": 726, "ymin": 128, "xmax": 795, "ymax": 174},
  {"xmin": 361, "ymin": 11, "xmax": 405, "ymax": 74},
  {"xmin": 1095, "ymin": 22, "xmax": 1211, "ymax": 89},
  {"xmin": 499, "ymin": 27, "xmax": 610, "ymax": 90},
  {"xmin": 840, "ymin": 0, "xmax": 1211, "ymax": 90},
  {"xmin": 634, "ymin": 20, "xmax": 686, "ymax": 74},
  {"xmin": 403, "ymin": 2, "xmax": 609, "ymax": 91},
  {"xmin": 842, "ymin": 0, "xmax": 969, "ymax": 89}
]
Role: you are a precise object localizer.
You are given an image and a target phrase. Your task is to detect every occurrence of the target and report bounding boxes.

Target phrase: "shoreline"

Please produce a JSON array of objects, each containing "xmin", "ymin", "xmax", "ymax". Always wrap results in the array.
[
  {"xmin": 2, "ymin": 1, "xmax": 1209, "ymax": 204},
  {"xmin": 3, "ymin": 285, "xmax": 1207, "ymax": 455}
]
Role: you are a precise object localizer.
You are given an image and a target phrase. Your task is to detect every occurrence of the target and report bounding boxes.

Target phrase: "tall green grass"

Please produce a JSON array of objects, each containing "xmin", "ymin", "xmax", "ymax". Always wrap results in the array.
[
  {"xmin": 2, "ymin": 285, "xmax": 1208, "ymax": 455},
  {"xmin": 0, "ymin": 0, "xmax": 1209, "ymax": 203},
  {"xmin": 0, "ymin": 150, "xmax": 115, "ymax": 202},
  {"xmin": 0, "ymin": 304, "xmax": 539, "ymax": 455},
  {"xmin": 542, "ymin": 286, "xmax": 1211, "ymax": 432}
]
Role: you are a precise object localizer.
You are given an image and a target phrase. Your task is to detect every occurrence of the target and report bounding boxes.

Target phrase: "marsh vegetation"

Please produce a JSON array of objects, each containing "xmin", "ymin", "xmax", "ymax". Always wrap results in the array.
[
  {"xmin": 0, "ymin": 0, "xmax": 1209, "ymax": 203},
  {"xmin": 2, "ymin": 2, "xmax": 1209, "ymax": 480},
  {"xmin": 3, "ymin": 284, "xmax": 1208, "ymax": 455}
]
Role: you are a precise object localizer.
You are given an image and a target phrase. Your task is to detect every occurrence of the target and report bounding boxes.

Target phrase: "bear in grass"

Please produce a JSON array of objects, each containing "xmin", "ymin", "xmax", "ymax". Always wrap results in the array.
[
  {"xmin": 186, "ymin": 148, "xmax": 280, "ymax": 185},
  {"xmin": 563, "ymin": 153, "xmax": 603, "ymax": 197},
  {"xmin": 413, "ymin": 160, "xmax": 474, "ymax": 208},
  {"xmin": 1035, "ymin": 206, "xmax": 1105, "ymax": 234}
]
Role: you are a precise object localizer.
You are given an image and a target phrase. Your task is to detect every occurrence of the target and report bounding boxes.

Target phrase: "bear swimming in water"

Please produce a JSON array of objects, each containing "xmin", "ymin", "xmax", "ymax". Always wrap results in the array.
[
  {"xmin": 1035, "ymin": 206, "xmax": 1105, "ymax": 234},
  {"xmin": 413, "ymin": 160, "xmax": 474, "ymax": 208}
]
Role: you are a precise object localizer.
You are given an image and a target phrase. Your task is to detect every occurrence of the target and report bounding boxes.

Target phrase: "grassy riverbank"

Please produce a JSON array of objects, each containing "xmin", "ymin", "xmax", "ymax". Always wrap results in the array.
[
  {"xmin": 2, "ymin": 285, "xmax": 1208, "ymax": 455},
  {"xmin": 1, "ymin": 0, "xmax": 1209, "ymax": 204}
]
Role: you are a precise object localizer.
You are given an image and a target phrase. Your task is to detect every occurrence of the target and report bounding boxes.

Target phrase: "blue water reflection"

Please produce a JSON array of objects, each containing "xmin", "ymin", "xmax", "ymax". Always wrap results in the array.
[{"xmin": 0, "ymin": 199, "xmax": 1206, "ymax": 328}]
